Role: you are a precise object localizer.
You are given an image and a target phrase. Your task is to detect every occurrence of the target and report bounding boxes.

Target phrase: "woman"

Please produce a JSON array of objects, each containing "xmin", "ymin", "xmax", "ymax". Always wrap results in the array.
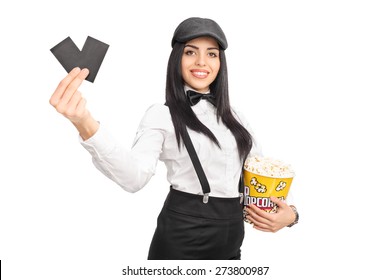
[{"xmin": 49, "ymin": 17, "xmax": 298, "ymax": 260}]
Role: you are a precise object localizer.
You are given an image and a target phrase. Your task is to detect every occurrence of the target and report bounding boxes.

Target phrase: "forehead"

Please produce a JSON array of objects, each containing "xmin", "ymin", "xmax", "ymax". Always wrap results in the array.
[{"xmin": 185, "ymin": 36, "xmax": 219, "ymax": 48}]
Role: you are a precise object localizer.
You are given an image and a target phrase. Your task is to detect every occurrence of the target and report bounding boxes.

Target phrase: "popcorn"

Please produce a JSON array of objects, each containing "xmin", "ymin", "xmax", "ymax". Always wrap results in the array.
[
  {"xmin": 244, "ymin": 155, "xmax": 295, "ymax": 178},
  {"xmin": 243, "ymin": 155, "xmax": 295, "ymax": 213}
]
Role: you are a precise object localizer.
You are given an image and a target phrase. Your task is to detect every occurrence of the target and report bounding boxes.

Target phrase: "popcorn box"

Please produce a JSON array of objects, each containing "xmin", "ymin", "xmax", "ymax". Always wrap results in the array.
[{"xmin": 243, "ymin": 156, "xmax": 294, "ymax": 212}]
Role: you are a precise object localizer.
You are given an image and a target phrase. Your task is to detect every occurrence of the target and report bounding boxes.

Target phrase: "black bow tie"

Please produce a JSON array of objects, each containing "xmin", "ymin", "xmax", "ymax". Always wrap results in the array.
[{"xmin": 186, "ymin": 90, "xmax": 216, "ymax": 106}]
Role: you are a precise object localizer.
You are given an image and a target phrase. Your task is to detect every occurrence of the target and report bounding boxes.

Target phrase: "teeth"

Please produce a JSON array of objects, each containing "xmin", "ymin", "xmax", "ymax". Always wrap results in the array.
[{"xmin": 193, "ymin": 72, "xmax": 207, "ymax": 76}]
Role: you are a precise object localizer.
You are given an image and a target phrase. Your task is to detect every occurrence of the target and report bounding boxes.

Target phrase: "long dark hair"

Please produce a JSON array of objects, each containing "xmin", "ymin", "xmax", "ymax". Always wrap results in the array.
[{"xmin": 165, "ymin": 42, "xmax": 252, "ymax": 161}]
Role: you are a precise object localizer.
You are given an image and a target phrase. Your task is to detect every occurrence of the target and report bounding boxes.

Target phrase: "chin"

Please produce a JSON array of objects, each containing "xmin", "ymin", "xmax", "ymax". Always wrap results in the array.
[{"xmin": 189, "ymin": 83, "xmax": 211, "ymax": 92}]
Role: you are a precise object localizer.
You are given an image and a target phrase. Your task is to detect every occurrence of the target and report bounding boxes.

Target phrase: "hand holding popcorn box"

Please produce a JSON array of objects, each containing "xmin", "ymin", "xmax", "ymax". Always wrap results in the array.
[{"xmin": 243, "ymin": 156, "xmax": 295, "ymax": 213}]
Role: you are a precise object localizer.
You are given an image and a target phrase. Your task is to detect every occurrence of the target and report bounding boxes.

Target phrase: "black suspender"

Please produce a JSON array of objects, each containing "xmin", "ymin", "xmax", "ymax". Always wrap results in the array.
[
  {"xmin": 182, "ymin": 127, "xmax": 211, "ymax": 203},
  {"xmin": 182, "ymin": 127, "xmax": 244, "ymax": 204}
]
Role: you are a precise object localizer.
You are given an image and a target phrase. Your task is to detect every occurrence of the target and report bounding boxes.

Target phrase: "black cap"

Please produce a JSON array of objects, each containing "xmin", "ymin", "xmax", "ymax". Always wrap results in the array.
[{"xmin": 171, "ymin": 17, "xmax": 228, "ymax": 50}]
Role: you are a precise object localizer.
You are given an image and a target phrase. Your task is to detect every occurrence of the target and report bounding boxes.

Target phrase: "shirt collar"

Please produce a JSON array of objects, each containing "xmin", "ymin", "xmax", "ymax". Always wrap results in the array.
[
  {"xmin": 184, "ymin": 85, "xmax": 210, "ymax": 95},
  {"xmin": 184, "ymin": 86, "xmax": 215, "ymax": 115}
]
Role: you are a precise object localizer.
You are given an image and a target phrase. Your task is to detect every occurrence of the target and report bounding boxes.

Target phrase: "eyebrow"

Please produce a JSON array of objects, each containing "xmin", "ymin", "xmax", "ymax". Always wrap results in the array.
[{"xmin": 184, "ymin": 44, "xmax": 219, "ymax": 51}]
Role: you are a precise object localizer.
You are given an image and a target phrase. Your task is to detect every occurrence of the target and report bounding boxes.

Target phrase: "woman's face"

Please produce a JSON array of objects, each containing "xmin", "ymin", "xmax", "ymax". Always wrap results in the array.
[{"xmin": 181, "ymin": 36, "xmax": 220, "ymax": 93}]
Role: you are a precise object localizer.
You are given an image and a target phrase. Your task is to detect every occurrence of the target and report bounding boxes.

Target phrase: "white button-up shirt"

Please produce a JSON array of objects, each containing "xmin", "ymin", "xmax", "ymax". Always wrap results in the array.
[{"xmin": 81, "ymin": 98, "xmax": 262, "ymax": 198}]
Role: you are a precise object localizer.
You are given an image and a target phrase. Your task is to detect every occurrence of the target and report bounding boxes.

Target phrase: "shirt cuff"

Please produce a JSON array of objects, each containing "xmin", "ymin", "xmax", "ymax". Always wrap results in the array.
[{"xmin": 79, "ymin": 123, "xmax": 117, "ymax": 158}]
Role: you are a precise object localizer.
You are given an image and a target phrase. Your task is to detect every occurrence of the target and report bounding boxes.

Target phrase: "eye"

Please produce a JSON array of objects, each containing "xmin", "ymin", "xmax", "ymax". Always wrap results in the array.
[
  {"xmin": 184, "ymin": 50, "xmax": 195, "ymax": 56},
  {"xmin": 208, "ymin": 52, "xmax": 219, "ymax": 58}
]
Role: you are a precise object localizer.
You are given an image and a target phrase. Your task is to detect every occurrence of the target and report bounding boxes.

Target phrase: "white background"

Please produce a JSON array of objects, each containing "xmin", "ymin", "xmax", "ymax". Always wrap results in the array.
[{"xmin": 1, "ymin": 0, "xmax": 389, "ymax": 279}]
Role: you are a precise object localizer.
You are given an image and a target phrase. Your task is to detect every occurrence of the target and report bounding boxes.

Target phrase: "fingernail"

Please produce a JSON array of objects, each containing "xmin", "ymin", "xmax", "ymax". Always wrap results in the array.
[
  {"xmin": 81, "ymin": 68, "xmax": 89, "ymax": 75},
  {"xmin": 72, "ymin": 67, "xmax": 81, "ymax": 73}
]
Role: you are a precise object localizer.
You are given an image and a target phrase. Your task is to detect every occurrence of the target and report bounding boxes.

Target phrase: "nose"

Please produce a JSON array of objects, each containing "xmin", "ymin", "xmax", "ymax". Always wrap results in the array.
[{"xmin": 195, "ymin": 53, "xmax": 206, "ymax": 66}]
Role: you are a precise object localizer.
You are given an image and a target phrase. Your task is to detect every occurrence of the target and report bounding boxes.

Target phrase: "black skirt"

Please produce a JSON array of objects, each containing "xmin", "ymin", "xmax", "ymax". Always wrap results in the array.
[{"xmin": 148, "ymin": 187, "xmax": 245, "ymax": 260}]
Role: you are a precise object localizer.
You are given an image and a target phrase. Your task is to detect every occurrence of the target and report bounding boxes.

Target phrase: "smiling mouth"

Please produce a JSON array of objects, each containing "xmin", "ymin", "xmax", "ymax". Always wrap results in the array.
[{"xmin": 191, "ymin": 70, "xmax": 209, "ymax": 79}]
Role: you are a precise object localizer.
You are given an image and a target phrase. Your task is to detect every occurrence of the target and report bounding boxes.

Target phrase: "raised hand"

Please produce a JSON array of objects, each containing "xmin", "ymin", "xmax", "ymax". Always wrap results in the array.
[{"xmin": 50, "ymin": 67, "xmax": 99, "ymax": 140}]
